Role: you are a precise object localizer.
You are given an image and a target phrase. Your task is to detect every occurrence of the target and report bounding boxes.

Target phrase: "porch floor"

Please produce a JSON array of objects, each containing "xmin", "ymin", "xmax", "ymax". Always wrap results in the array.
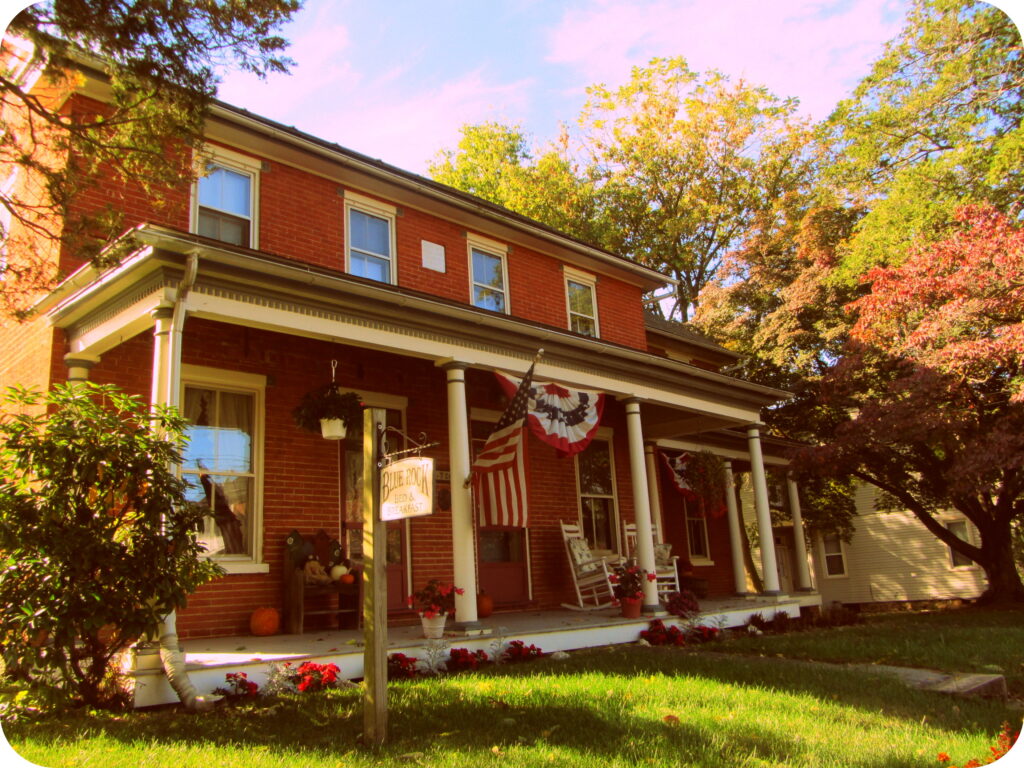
[{"xmin": 131, "ymin": 592, "xmax": 821, "ymax": 708}]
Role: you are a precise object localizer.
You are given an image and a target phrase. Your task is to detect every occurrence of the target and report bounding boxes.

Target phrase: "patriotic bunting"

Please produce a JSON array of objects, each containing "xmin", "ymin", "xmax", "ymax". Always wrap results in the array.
[
  {"xmin": 661, "ymin": 450, "xmax": 698, "ymax": 501},
  {"xmin": 496, "ymin": 373, "xmax": 604, "ymax": 458}
]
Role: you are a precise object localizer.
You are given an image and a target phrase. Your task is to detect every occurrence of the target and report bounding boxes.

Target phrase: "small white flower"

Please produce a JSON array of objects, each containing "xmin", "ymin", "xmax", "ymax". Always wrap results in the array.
[{"xmin": 550, "ymin": 651, "xmax": 570, "ymax": 660}]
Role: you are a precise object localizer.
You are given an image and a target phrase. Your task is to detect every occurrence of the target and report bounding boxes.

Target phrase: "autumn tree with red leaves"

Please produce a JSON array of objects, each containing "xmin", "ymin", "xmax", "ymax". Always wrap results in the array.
[{"xmin": 794, "ymin": 206, "xmax": 1024, "ymax": 603}]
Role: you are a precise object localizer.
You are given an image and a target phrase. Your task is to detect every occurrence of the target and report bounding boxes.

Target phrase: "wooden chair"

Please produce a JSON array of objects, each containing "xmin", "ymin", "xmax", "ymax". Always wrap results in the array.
[
  {"xmin": 282, "ymin": 529, "xmax": 361, "ymax": 634},
  {"xmin": 560, "ymin": 520, "xmax": 616, "ymax": 611},
  {"xmin": 623, "ymin": 522, "xmax": 680, "ymax": 600}
]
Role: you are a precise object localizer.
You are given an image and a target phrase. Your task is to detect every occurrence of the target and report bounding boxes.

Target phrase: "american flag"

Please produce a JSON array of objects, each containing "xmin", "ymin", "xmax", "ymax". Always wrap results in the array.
[{"xmin": 471, "ymin": 360, "xmax": 536, "ymax": 527}]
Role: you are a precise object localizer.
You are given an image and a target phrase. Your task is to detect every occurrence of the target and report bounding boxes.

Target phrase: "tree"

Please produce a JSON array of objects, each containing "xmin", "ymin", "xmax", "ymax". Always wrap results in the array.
[
  {"xmin": 0, "ymin": 383, "xmax": 221, "ymax": 707},
  {"xmin": 430, "ymin": 59, "xmax": 817, "ymax": 320},
  {"xmin": 795, "ymin": 206, "xmax": 1024, "ymax": 603},
  {"xmin": 824, "ymin": 0, "xmax": 1024, "ymax": 280},
  {"xmin": 0, "ymin": 0, "xmax": 299, "ymax": 318}
]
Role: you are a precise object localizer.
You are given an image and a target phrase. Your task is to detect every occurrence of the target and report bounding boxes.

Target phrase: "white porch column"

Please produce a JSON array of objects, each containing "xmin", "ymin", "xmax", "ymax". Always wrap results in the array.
[
  {"xmin": 63, "ymin": 353, "xmax": 100, "ymax": 388},
  {"xmin": 643, "ymin": 442, "xmax": 664, "ymax": 543},
  {"xmin": 623, "ymin": 398, "xmax": 660, "ymax": 611},
  {"xmin": 747, "ymin": 425, "xmax": 782, "ymax": 595},
  {"xmin": 787, "ymin": 477, "xmax": 814, "ymax": 591},
  {"xmin": 443, "ymin": 362, "xmax": 480, "ymax": 628},
  {"xmin": 150, "ymin": 304, "xmax": 174, "ymax": 407},
  {"xmin": 723, "ymin": 460, "xmax": 750, "ymax": 596}
]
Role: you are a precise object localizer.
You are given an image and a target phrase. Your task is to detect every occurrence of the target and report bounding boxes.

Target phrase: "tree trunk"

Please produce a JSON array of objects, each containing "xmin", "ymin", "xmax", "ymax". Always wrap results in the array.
[{"xmin": 976, "ymin": 525, "xmax": 1024, "ymax": 604}]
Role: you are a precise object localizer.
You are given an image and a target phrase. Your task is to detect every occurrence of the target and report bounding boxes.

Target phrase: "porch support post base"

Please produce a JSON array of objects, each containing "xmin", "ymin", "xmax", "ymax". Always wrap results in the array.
[
  {"xmin": 447, "ymin": 621, "xmax": 491, "ymax": 637},
  {"xmin": 641, "ymin": 604, "xmax": 664, "ymax": 616},
  {"xmin": 760, "ymin": 590, "xmax": 783, "ymax": 596}
]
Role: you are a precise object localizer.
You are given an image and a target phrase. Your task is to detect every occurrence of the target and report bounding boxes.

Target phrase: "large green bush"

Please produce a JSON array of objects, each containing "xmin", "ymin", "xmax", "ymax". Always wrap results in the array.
[{"xmin": 0, "ymin": 383, "xmax": 221, "ymax": 707}]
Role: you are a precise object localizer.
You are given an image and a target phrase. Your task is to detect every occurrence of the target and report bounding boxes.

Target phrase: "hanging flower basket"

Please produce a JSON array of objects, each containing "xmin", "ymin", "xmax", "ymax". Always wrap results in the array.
[
  {"xmin": 292, "ymin": 383, "xmax": 363, "ymax": 440},
  {"xmin": 682, "ymin": 450, "xmax": 727, "ymax": 518}
]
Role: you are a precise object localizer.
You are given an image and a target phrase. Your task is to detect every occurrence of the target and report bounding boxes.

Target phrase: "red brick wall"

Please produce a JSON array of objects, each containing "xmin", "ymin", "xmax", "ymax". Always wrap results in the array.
[{"xmin": 81, "ymin": 319, "xmax": 656, "ymax": 638}]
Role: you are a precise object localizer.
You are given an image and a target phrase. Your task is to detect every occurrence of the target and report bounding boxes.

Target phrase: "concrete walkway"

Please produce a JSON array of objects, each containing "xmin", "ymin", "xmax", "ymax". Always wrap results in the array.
[{"xmin": 852, "ymin": 663, "xmax": 1008, "ymax": 698}]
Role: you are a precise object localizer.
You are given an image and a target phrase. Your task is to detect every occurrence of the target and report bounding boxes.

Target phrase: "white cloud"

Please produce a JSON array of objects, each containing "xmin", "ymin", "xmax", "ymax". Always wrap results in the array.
[{"xmin": 544, "ymin": 0, "xmax": 907, "ymax": 120}]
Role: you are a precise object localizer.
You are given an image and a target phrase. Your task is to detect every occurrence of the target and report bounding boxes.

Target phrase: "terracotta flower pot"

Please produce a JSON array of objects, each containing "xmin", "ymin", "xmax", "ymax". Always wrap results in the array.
[{"xmin": 620, "ymin": 597, "xmax": 642, "ymax": 619}]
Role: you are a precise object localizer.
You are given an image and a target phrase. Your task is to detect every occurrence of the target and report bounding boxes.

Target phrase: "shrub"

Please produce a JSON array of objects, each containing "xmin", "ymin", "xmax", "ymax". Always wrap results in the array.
[
  {"xmin": 0, "ymin": 384, "xmax": 221, "ymax": 708},
  {"xmin": 213, "ymin": 671, "xmax": 259, "ymax": 699},
  {"xmin": 502, "ymin": 640, "xmax": 543, "ymax": 663},
  {"xmin": 665, "ymin": 590, "xmax": 700, "ymax": 619},
  {"xmin": 387, "ymin": 653, "xmax": 419, "ymax": 680},
  {"xmin": 937, "ymin": 721, "xmax": 1020, "ymax": 767},
  {"xmin": 640, "ymin": 619, "xmax": 686, "ymax": 646},
  {"xmin": 446, "ymin": 647, "xmax": 488, "ymax": 673},
  {"xmin": 292, "ymin": 661, "xmax": 341, "ymax": 692},
  {"xmin": 688, "ymin": 624, "xmax": 721, "ymax": 644}
]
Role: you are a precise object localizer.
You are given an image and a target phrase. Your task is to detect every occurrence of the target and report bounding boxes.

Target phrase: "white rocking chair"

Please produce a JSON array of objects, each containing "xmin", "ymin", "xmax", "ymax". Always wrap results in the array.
[
  {"xmin": 560, "ymin": 520, "xmax": 616, "ymax": 611},
  {"xmin": 623, "ymin": 522, "xmax": 680, "ymax": 600}
]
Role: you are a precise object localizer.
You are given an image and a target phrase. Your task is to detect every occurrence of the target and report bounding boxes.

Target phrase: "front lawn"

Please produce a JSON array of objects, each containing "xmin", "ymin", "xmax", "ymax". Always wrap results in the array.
[
  {"xmin": 711, "ymin": 604, "xmax": 1024, "ymax": 696},
  {"xmin": 6, "ymin": 643, "xmax": 1016, "ymax": 768}
]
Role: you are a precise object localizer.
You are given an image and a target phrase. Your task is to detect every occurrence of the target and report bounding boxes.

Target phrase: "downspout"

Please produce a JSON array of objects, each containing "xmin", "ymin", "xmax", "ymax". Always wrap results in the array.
[{"xmin": 155, "ymin": 253, "xmax": 218, "ymax": 711}]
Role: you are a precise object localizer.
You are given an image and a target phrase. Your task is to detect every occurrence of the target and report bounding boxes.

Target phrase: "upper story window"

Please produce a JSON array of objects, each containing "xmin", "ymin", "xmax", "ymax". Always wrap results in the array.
[
  {"xmin": 345, "ymin": 191, "xmax": 397, "ymax": 284},
  {"xmin": 564, "ymin": 266, "xmax": 599, "ymax": 337},
  {"xmin": 468, "ymin": 234, "xmax": 509, "ymax": 314},
  {"xmin": 192, "ymin": 146, "xmax": 260, "ymax": 249}
]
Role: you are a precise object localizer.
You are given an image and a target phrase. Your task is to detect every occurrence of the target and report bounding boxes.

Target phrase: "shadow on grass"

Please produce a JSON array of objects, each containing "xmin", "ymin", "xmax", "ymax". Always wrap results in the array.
[{"xmin": 8, "ymin": 648, "xmax": 1010, "ymax": 767}]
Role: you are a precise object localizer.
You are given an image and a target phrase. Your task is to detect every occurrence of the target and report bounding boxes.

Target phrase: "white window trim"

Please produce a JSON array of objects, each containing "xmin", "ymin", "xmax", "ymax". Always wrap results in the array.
[
  {"xmin": 943, "ymin": 518, "xmax": 978, "ymax": 570},
  {"xmin": 575, "ymin": 425, "xmax": 620, "ymax": 554},
  {"xmin": 467, "ymin": 234, "xmax": 510, "ymax": 315},
  {"xmin": 344, "ymin": 190, "xmax": 398, "ymax": 285},
  {"xmin": 190, "ymin": 144, "xmax": 261, "ymax": 250},
  {"xmin": 563, "ymin": 266, "xmax": 600, "ymax": 338},
  {"xmin": 180, "ymin": 364, "xmax": 267, "ymax": 575},
  {"xmin": 818, "ymin": 532, "xmax": 849, "ymax": 580}
]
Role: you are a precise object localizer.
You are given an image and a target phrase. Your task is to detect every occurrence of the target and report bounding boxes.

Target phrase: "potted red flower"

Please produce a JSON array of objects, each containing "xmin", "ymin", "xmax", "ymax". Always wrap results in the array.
[
  {"xmin": 408, "ymin": 579, "xmax": 464, "ymax": 637},
  {"xmin": 609, "ymin": 561, "xmax": 656, "ymax": 618}
]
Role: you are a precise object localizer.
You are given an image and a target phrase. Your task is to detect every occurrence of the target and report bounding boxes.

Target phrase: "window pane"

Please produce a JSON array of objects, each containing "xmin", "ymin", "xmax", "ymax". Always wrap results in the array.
[
  {"xmin": 686, "ymin": 516, "xmax": 709, "ymax": 558},
  {"xmin": 578, "ymin": 440, "xmax": 612, "ymax": 495},
  {"xmin": 197, "ymin": 209, "xmax": 249, "ymax": 247},
  {"xmin": 571, "ymin": 315, "xmax": 596, "ymax": 336},
  {"xmin": 350, "ymin": 209, "xmax": 390, "ymax": 257},
  {"xmin": 947, "ymin": 522, "xmax": 973, "ymax": 567},
  {"xmin": 472, "ymin": 249, "xmax": 503, "ymax": 289},
  {"xmin": 185, "ymin": 474, "xmax": 252, "ymax": 556},
  {"xmin": 351, "ymin": 251, "xmax": 390, "ymax": 282},
  {"xmin": 582, "ymin": 497, "xmax": 613, "ymax": 550},
  {"xmin": 199, "ymin": 165, "xmax": 250, "ymax": 218},
  {"xmin": 567, "ymin": 280, "xmax": 594, "ymax": 316},
  {"xmin": 473, "ymin": 285, "xmax": 506, "ymax": 312},
  {"xmin": 825, "ymin": 554, "xmax": 845, "ymax": 576}
]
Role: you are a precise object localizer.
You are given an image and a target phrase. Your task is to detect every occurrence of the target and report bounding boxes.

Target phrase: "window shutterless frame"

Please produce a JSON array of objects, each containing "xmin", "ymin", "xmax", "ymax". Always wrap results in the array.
[
  {"xmin": 179, "ymin": 365, "xmax": 267, "ymax": 575},
  {"xmin": 563, "ymin": 266, "xmax": 599, "ymax": 338},
  {"xmin": 191, "ymin": 145, "xmax": 260, "ymax": 249},
  {"xmin": 574, "ymin": 430, "xmax": 619, "ymax": 552},
  {"xmin": 819, "ymin": 532, "xmax": 848, "ymax": 578},
  {"xmin": 467, "ymin": 234, "xmax": 510, "ymax": 314},
  {"xmin": 344, "ymin": 191, "xmax": 398, "ymax": 285}
]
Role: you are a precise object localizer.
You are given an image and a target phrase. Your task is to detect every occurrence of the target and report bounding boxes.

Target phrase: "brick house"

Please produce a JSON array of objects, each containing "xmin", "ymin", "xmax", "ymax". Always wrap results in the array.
[{"xmin": 1, "ymin": 58, "xmax": 818, "ymax": 643}]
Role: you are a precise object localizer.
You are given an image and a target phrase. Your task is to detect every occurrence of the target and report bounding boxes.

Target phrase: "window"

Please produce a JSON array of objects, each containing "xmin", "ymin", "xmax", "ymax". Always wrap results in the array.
[
  {"xmin": 685, "ymin": 500, "xmax": 711, "ymax": 561},
  {"xmin": 946, "ymin": 520, "xmax": 974, "ymax": 568},
  {"xmin": 345, "ymin": 192, "xmax": 397, "ymax": 284},
  {"xmin": 193, "ymin": 146, "xmax": 259, "ymax": 248},
  {"xmin": 180, "ymin": 366, "xmax": 265, "ymax": 572},
  {"xmin": 820, "ymin": 533, "xmax": 846, "ymax": 577},
  {"xmin": 471, "ymin": 248, "xmax": 508, "ymax": 312},
  {"xmin": 576, "ymin": 437, "xmax": 618, "ymax": 551},
  {"xmin": 467, "ymin": 234, "xmax": 509, "ymax": 313},
  {"xmin": 564, "ymin": 267, "xmax": 599, "ymax": 337}
]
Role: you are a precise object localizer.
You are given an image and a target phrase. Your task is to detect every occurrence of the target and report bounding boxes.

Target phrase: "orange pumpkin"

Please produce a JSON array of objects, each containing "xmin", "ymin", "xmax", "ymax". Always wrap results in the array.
[
  {"xmin": 250, "ymin": 606, "xmax": 280, "ymax": 636},
  {"xmin": 477, "ymin": 591, "xmax": 494, "ymax": 619},
  {"xmin": 339, "ymin": 573, "xmax": 356, "ymax": 585}
]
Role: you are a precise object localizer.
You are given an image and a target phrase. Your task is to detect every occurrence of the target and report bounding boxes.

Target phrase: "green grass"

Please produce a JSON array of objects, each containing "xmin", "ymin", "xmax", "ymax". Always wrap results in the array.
[
  {"xmin": 6, "ymin": 644, "xmax": 1017, "ymax": 768},
  {"xmin": 712, "ymin": 605, "xmax": 1024, "ymax": 695}
]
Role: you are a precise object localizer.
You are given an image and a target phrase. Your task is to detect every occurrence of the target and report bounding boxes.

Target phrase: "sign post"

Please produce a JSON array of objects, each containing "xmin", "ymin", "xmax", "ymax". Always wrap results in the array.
[{"xmin": 361, "ymin": 408, "xmax": 387, "ymax": 746}]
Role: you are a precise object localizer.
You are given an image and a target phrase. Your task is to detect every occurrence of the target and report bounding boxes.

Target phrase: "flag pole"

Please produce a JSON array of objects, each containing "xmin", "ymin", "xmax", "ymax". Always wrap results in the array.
[{"xmin": 463, "ymin": 349, "xmax": 544, "ymax": 490}]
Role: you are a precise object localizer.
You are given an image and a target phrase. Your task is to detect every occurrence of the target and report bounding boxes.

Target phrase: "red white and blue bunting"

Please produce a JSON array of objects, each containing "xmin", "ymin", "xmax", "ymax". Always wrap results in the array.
[{"xmin": 496, "ymin": 372, "xmax": 605, "ymax": 458}]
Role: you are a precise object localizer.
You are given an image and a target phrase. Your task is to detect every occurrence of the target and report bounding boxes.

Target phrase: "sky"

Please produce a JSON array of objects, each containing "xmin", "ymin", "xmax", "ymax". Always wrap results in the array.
[{"xmin": 208, "ymin": 0, "xmax": 1009, "ymax": 176}]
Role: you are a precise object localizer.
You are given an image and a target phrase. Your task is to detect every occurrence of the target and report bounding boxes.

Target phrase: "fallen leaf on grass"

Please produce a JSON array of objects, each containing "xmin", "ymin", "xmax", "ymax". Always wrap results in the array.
[
  {"xmin": 663, "ymin": 715, "xmax": 680, "ymax": 726},
  {"xmin": 491, "ymin": 746, "xmax": 505, "ymax": 757},
  {"xmin": 540, "ymin": 725, "xmax": 560, "ymax": 739}
]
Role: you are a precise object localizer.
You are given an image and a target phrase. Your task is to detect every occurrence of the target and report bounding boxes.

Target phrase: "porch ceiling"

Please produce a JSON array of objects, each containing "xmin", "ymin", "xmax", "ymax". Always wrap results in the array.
[{"xmin": 44, "ymin": 226, "xmax": 789, "ymax": 426}]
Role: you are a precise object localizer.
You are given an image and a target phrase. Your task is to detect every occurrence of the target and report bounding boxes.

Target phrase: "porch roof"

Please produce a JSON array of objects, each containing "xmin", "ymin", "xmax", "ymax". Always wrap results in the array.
[{"xmin": 42, "ymin": 224, "xmax": 790, "ymax": 436}]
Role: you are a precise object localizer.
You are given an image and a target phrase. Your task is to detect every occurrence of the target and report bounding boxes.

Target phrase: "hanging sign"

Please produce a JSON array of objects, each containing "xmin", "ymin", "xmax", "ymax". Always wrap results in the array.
[{"xmin": 380, "ymin": 456, "xmax": 435, "ymax": 521}]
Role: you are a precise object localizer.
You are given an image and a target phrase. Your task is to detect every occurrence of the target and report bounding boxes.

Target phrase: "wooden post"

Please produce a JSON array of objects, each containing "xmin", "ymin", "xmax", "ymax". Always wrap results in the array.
[{"xmin": 362, "ymin": 408, "xmax": 387, "ymax": 745}]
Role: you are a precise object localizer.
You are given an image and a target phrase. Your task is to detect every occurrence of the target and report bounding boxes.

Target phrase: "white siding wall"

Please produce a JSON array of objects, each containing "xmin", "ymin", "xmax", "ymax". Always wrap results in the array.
[{"xmin": 739, "ymin": 477, "xmax": 986, "ymax": 604}]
